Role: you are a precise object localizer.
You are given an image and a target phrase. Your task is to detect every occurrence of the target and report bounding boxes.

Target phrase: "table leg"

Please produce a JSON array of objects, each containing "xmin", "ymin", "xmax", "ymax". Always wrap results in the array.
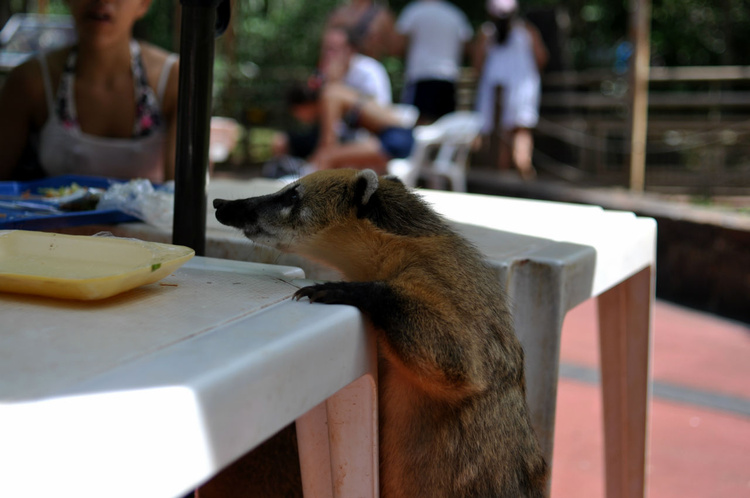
[
  {"xmin": 597, "ymin": 266, "xmax": 653, "ymax": 498},
  {"xmin": 508, "ymin": 261, "xmax": 568, "ymax": 497},
  {"xmin": 296, "ymin": 338, "xmax": 379, "ymax": 498},
  {"xmin": 326, "ymin": 373, "xmax": 379, "ymax": 498},
  {"xmin": 297, "ymin": 401, "xmax": 334, "ymax": 497}
]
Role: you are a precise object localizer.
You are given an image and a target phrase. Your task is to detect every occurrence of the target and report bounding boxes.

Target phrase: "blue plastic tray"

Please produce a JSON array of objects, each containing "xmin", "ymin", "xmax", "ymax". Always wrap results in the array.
[{"xmin": 0, "ymin": 175, "xmax": 138, "ymax": 230}]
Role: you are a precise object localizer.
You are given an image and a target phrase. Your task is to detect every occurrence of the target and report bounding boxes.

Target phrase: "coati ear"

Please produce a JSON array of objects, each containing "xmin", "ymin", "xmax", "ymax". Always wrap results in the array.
[
  {"xmin": 354, "ymin": 169, "xmax": 380, "ymax": 218},
  {"xmin": 354, "ymin": 169, "xmax": 379, "ymax": 205}
]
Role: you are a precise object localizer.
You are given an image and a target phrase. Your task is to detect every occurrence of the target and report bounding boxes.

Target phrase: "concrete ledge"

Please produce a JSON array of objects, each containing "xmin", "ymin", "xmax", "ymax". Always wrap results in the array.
[{"xmin": 467, "ymin": 170, "xmax": 750, "ymax": 323}]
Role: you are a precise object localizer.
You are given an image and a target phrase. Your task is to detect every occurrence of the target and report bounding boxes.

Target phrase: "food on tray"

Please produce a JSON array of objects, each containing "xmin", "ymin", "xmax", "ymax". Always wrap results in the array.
[
  {"xmin": 39, "ymin": 182, "xmax": 86, "ymax": 198},
  {"xmin": 37, "ymin": 183, "xmax": 104, "ymax": 211},
  {"xmin": 0, "ymin": 177, "xmax": 138, "ymax": 228}
]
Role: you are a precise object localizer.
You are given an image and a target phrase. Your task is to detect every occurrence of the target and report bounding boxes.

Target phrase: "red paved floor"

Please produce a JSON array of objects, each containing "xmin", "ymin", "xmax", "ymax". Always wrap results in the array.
[{"xmin": 551, "ymin": 299, "xmax": 750, "ymax": 497}]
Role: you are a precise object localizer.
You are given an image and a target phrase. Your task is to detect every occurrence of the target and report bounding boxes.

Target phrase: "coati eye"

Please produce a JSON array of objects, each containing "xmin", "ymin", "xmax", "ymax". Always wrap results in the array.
[{"xmin": 279, "ymin": 187, "xmax": 300, "ymax": 207}]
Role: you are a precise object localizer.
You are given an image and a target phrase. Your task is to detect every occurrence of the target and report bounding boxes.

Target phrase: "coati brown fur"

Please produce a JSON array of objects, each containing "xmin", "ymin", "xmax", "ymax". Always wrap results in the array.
[{"xmin": 213, "ymin": 169, "xmax": 548, "ymax": 497}]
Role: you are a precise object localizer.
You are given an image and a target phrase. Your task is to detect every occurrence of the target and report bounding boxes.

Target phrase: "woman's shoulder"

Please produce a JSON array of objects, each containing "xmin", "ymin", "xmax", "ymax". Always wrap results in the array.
[
  {"xmin": 137, "ymin": 41, "xmax": 179, "ymax": 115},
  {"xmin": 9, "ymin": 48, "xmax": 66, "ymax": 87},
  {"xmin": 138, "ymin": 41, "xmax": 178, "ymax": 71},
  {"xmin": 1, "ymin": 47, "xmax": 70, "ymax": 127},
  {"xmin": 3, "ymin": 49, "xmax": 64, "ymax": 103},
  {"xmin": 138, "ymin": 42, "xmax": 179, "ymax": 87}
]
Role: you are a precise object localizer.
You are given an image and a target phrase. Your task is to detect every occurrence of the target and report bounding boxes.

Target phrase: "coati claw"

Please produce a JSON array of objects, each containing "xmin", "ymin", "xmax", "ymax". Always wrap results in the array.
[
  {"xmin": 293, "ymin": 283, "xmax": 350, "ymax": 305},
  {"xmin": 292, "ymin": 287, "xmax": 312, "ymax": 301}
]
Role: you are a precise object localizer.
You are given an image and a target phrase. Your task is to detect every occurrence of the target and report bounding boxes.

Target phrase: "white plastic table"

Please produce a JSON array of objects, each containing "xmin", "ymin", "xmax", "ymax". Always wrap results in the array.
[
  {"xmin": 60, "ymin": 178, "xmax": 657, "ymax": 498},
  {"xmin": 0, "ymin": 257, "xmax": 378, "ymax": 498}
]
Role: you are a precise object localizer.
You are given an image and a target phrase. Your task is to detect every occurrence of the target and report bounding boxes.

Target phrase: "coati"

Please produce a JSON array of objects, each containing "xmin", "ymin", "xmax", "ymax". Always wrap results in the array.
[{"xmin": 213, "ymin": 169, "xmax": 548, "ymax": 497}]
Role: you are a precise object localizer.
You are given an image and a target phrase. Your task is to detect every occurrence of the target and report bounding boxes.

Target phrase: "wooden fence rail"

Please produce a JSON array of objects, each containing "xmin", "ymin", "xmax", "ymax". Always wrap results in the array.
[
  {"xmin": 218, "ymin": 65, "xmax": 750, "ymax": 194},
  {"xmin": 457, "ymin": 66, "xmax": 750, "ymax": 194}
]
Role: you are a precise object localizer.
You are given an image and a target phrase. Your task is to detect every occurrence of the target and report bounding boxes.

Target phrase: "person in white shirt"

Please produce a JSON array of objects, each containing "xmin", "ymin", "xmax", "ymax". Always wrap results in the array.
[
  {"xmin": 269, "ymin": 26, "xmax": 392, "ymax": 170},
  {"xmin": 395, "ymin": 0, "xmax": 473, "ymax": 123},
  {"xmin": 319, "ymin": 26, "xmax": 392, "ymax": 106},
  {"xmin": 283, "ymin": 81, "xmax": 414, "ymax": 174},
  {"xmin": 473, "ymin": 0, "xmax": 548, "ymax": 180}
]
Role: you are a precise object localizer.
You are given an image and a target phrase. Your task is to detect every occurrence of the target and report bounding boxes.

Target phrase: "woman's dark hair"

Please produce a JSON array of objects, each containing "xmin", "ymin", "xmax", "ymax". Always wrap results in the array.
[
  {"xmin": 286, "ymin": 82, "xmax": 320, "ymax": 107},
  {"xmin": 494, "ymin": 17, "xmax": 512, "ymax": 44}
]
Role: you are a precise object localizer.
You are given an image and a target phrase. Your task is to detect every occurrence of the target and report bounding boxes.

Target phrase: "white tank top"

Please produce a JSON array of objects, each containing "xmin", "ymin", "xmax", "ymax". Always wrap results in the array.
[
  {"xmin": 475, "ymin": 22, "xmax": 541, "ymax": 133},
  {"xmin": 37, "ymin": 44, "xmax": 177, "ymax": 183}
]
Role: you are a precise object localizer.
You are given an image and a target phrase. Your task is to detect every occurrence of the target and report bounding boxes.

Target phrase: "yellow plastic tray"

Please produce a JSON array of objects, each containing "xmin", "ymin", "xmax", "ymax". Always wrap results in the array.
[{"xmin": 0, "ymin": 230, "xmax": 194, "ymax": 300}]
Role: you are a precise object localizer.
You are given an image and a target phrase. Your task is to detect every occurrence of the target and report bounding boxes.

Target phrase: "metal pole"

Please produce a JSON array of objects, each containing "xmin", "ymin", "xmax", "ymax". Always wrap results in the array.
[
  {"xmin": 172, "ymin": 0, "xmax": 222, "ymax": 254},
  {"xmin": 172, "ymin": 5, "xmax": 229, "ymax": 495}
]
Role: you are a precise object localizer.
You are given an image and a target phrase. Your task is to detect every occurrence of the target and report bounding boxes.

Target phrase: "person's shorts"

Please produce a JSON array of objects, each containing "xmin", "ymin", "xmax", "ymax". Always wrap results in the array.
[
  {"xmin": 379, "ymin": 127, "xmax": 414, "ymax": 159},
  {"xmin": 403, "ymin": 79, "xmax": 456, "ymax": 121}
]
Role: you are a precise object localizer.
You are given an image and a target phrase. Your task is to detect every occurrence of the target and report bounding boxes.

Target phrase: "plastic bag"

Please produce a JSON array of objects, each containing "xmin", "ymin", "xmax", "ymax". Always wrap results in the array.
[{"xmin": 98, "ymin": 179, "xmax": 174, "ymax": 229}]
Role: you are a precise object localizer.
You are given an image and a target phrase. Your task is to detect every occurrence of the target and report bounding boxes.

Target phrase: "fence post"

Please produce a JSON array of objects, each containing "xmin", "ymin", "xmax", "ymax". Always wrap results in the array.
[{"xmin": 627, "ymin": 0, "xmax": 651, "ymax": 192}]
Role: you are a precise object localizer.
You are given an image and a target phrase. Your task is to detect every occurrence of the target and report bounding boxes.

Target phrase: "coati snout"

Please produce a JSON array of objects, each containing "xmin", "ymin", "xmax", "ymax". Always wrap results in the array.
[
  {"xmin": 213, "ymin": 197, "xmax": 259, "ymax": 227},
  {"xmin": 213, "ymin": 183, "xmax": 310, "ymax": 249},
  {"xmin": 212, "ymin": 169, "xmax": 548, "ymax": 497}
]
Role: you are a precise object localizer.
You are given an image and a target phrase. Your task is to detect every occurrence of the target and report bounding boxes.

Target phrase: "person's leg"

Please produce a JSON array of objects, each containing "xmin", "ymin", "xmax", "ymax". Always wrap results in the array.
[
  {"xmin": 312, "ymin": 137, "xmax": 390, "ymax": 174},
  {"xmin": 512, "ymin": 128, "xmax": 536, "ymax": 180},
  {"xmin": 497, "ymin": 130, "xmax": 513, "ymax": 171},
  {"xmin": 318, "ymin": 83, "xmax": 358, "ymax": 148},
  {"xmin": 319, "ymin": 83, "xmax": 404, "ymax": 140}
]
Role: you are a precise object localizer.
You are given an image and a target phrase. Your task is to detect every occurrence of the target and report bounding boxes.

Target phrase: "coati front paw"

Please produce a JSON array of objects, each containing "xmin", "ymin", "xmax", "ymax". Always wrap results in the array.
[
  {"xmin": 294, "ymin": 281, "xmax": 398, "ymax": 330},
  {"xmin": 294, "ymin": 282, "xmax": 353, "ymax": 305}
]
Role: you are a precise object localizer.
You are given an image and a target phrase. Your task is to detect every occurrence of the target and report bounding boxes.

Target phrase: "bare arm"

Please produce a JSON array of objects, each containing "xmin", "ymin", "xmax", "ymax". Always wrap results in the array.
[
  {"xmin": 318, "ymin": 82, "xmax": 402, "ymax": 146},
  {"xmin": 0, "ymin": 62, "xmax": 41, "ymax": 179},
  {"xmin": 390, "ymin": 31, "xmax": 408, "ymax": 58},
  {"xmin": 470, "ymin": 23, "xmax": 493, "ymax": 76},
  {"xmin": 369, "ymin": 8, "xmax": 398, "ymax": 58},
  {"xmin": 526, "ymin": 21, "xmax": 549, "ymax": 71},
  {"xmin": 311, "ymin": 82, "xmax": 401, "ymax": 170},
  {"xmin": 318, "ymin": 83, "xmax": 350, "ymax": 149}
]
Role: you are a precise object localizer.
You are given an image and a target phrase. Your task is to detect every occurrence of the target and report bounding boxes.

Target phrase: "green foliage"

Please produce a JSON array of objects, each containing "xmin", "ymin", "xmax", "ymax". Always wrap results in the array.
[
  {"xmin": 44, "ymin": 0, "xmax": 68, "ymax": 15},
  {"xmin": 224, "ymin": 0, "xmax": 340, "ymax": 68},
  {"xmin": 134, "ymin": 0, "xmax": 175, "ymax": 51},
  {"xmin": 650, "ymin": 0, "xmax": 748, "ymax": 66},
  {"xmin": 513, "ymin": 0, "xmax": 749, "ymax": 68}
]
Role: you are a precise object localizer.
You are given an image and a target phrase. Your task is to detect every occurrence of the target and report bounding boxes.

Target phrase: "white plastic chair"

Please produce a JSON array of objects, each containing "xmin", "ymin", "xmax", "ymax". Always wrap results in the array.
[
  {"xmin": 390, "ymin": 103, "xmax": 420, "ymax": 128},
  {"xmin": 387, "ymin": 111, "xmax": 484, "ymax": 192}
]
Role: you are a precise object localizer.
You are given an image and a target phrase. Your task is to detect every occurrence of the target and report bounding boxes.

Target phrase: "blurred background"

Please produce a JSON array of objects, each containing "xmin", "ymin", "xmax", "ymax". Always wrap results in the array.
[{"xmin": 3, "ymin": 0, "xmax": 748, "ymax": 195}]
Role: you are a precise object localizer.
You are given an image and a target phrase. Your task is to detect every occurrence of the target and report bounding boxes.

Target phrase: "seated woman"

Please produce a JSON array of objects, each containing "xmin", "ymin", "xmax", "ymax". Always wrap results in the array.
[
  {"xmin": 304, "ymin": 81, "xmax": 414, "ymax": 174},
  {"xmin": 266, "ymin": 25, "xmax": 393, "ymax": 177},
  {"xmin": 0, "ymin": 0, "xmax": 179, "ymax": 182}
]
